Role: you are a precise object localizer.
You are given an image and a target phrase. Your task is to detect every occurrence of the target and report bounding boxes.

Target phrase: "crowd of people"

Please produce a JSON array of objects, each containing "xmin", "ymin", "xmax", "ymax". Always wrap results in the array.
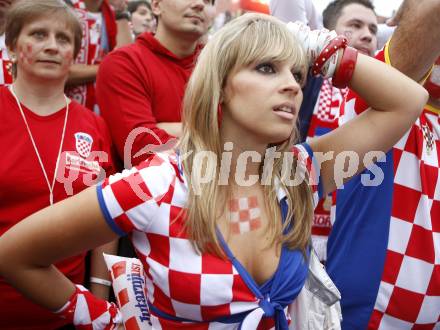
[{"xmin": 0, "ymin": 0, "xmax": 439, "ymax": 329}]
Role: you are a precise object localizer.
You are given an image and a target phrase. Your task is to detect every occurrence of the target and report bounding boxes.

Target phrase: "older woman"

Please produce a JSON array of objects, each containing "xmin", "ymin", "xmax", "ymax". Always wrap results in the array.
[
  {"xmin": 0, "ymin": 12, "xmax": 427, "ymax": 329},
  {"xmin": 0, "ymin": 0, "xmax": 116, "ymax": 328}
]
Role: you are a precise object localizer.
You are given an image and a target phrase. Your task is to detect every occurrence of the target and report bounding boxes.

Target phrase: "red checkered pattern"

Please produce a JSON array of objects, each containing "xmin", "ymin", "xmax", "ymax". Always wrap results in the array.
[
  {"xmin": 307, "ymin": 79, "xmax": 348, "ymax": 139},
  {"xmin": 77, "ymin": 139, "xmax": 92, "ymax": 158},
  {"xmin": 0, "ymin": 35, "xmax": 13, "ymax": 86},
  {"xmin": 339, "ymin": 48, "xmax": 440, "ymax": 329},
  {"xmin": 368, "ymin": 108, "xmax": 440, "ymax": 329},
  {"xmin": 100, "ymin": 147, "xmax": 319, "ymax": 328},
  {"xmin": 56, "ymin": 284, "xmax": 122, "ymax": 329},
  {"xmin": 316, "ymin": 80, "xmax": 347, "ymax": 124}
]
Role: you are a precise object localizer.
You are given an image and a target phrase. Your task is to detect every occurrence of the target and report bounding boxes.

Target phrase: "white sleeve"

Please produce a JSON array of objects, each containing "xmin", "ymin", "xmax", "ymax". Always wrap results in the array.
[
  {"xmin": 270, "ymin": 0, "xmax": 307, "ymax": 24},
  {"xmin": 304, "ymin": 0, "xmax": 324, "ymax": 30},
  {"xmin": 270, "ymin": 0, "xmax": 323, "ymax": 29}
]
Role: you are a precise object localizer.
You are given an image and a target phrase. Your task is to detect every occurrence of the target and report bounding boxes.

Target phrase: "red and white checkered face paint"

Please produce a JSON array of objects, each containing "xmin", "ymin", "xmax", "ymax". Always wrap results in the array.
[
  {"xmin": 104, "ymin": 254, "xmax": 152, "ymax": 330},
  {"xmin": 229, "ymin": 196, "xmax": 262, "ymax": 234}
]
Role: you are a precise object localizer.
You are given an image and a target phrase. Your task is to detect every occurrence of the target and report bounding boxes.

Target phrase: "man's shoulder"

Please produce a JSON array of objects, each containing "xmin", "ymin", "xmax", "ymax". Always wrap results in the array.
[
  {"xmin": 99, "ymin": 40, "xmax": 157, "ymax": 77},
  {"xmin": 108, "ymin": 39, "xmax": 155, "ymax": 60}
]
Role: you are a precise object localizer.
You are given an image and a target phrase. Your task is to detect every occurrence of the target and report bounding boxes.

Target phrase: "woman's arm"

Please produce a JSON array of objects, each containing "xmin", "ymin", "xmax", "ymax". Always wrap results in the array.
[
  {"xmin": 156, "ymin": 122, "xmax": 182, "ymax": 138},
  {"xmin": 89, "ymin": 240, "xmax": 118, "ymax": 300},
  {"xmin": 66, "ymin": 64, "xmax": 99, "ymax": 86},
  {"xmin": 310, "ymin": 53, "xmax": 428, "ymax": 195},
  {"xmin": 0, "ymin": 187, "xmax": 119, "ymax": 311}
]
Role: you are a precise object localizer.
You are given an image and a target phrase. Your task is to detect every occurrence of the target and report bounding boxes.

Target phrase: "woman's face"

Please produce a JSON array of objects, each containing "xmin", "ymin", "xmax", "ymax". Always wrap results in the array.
[
  {"xmin": 131, "ymin": 4, "xmax": 156, "ymax": 35},
  {"xmin": 221, "ymin": 58, "xmax": 304, "ymax": 146},
  {"xmin": 11, "ymin": 16, "xmax": 75, "ymax": 82}
]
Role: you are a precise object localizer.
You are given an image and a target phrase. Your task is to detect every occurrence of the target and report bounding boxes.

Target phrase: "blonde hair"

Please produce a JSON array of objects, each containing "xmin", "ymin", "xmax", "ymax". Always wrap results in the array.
[{"xmin": 179, "ymin": 13, "xmax": 313, "ymax": 256}]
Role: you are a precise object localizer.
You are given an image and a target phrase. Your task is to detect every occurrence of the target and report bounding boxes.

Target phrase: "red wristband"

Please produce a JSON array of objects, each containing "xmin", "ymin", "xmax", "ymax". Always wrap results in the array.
[
  {"xmin": 312, "ymin": 36, "xmax": 348, "ymax": 76},
  {"xmin": 332, "ymin": 46, "xmax": 358, "ymax": 88}
]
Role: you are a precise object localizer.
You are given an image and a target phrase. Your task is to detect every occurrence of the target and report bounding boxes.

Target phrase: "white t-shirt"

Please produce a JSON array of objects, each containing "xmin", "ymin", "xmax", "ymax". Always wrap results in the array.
[{"xmin": 270, "ymin": 0, "xmax": 323, "ymax": 29}]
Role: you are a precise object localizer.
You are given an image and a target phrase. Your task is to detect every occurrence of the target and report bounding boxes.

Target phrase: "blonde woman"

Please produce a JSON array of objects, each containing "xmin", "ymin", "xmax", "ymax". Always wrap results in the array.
[{"xmin": 0, "ymin": 13, "xmax": 427, "ymax": 329}]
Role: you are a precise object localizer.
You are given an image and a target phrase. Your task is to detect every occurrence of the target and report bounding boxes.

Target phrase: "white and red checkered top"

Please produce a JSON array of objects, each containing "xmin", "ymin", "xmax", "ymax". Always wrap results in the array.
[
  {"xmin": 97, "ymin": 144, "xmax": 321, "ymax": 329},
  {"xmin": 328, "ymin": 45, "xmax": 440, "ymax": 329}
]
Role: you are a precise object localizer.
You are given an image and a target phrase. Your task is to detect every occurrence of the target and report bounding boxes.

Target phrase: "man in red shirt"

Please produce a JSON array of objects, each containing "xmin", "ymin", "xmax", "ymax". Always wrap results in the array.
[{"xmin": 96, "ymin": 0, "xmax": 216, "ymax": 168}]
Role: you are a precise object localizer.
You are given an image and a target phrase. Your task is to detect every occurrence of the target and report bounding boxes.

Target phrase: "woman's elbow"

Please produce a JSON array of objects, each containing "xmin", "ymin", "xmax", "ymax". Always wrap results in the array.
[
  {"xmin": 399, "ymin": 83, "xmax": 429, "ymax": 122},
  {"xmin": 409, "ymin": 85, "xmax": 429, "ymax": 117},
  {"xmin": 0, "ymin": 237, "xmax": 14, "ymax": 277}
]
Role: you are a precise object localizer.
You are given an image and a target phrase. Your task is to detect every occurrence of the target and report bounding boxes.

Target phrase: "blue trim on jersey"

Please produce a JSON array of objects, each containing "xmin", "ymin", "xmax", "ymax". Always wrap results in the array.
[
  {"xmin": 326, "ymin": 150, "xmax": 394, "ymax": 329},
  {"xmin": 315, "ymin": 126, "xmax": 332, "ymax": 136},
  {"xmin": 148, "ymin": 302, "xmax": 249, "ymax": 324},
  {"xmin": 299, "ymin": 74, "xmax": 323, "ymax": 141},
  {"xmin": 216, "ymin": 227, "xmax": 278, "ymax": 295},
  {"xmin": 301, "ymin": 142, "xmax": 324, "ymax": 199},
  {"xmin": 96, "ymin": 184, "xmax": 126, "ymax": 237}
]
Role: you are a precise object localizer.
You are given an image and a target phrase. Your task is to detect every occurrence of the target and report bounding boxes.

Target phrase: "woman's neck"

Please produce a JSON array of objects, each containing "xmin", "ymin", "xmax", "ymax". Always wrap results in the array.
[
  {"xmin": 12, "ymin": 78, "xmax": 68, "ymax": 116},
  {"xmin": 221, "ymin": 141, "xmax": 266, "ymax": 187}
]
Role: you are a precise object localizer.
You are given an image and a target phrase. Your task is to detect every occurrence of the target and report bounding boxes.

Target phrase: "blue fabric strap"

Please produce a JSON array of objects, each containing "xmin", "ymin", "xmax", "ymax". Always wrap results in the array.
[{"xmin": 216, "ymin": 197, "xmax": 308, "ymax": 329}]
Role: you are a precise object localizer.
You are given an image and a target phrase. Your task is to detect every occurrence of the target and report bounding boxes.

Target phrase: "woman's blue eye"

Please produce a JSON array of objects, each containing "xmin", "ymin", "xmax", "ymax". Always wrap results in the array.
[{"xmin": 256, "ymin": 63, "xmax": 275, "ymax": 74}]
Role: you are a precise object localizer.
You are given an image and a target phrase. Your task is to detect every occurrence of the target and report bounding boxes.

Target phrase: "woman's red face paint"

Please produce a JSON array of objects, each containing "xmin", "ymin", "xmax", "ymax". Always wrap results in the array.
[{"xmin": 12, "ymin": 16, "xmax": 75, "ymax": 81}]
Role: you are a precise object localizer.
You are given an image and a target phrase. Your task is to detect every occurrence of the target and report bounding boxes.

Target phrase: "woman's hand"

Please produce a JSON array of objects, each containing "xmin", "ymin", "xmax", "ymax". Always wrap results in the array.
[{"xmin": 286, "ymin": 21, "xmax": 339, "ymax": 77}]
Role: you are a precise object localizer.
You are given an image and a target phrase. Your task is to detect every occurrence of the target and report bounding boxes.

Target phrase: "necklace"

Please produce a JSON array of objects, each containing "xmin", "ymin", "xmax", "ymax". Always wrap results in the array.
[{"xmin": 9, "ymin": 85, "xmax": 69, "ymax": 205}]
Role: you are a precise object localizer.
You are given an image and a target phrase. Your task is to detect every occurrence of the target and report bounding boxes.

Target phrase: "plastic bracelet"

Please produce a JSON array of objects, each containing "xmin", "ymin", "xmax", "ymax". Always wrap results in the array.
[
  {"xmin": 332, "ymin": 47, "xmax": 358, "ymax": 88},
  {"xmin": 312, "ymin": 36, "xmax": 348, "ymax": 76},
  {"xmin": 89, "ymin": 276, "xmax": 112, "ymax": 287}
]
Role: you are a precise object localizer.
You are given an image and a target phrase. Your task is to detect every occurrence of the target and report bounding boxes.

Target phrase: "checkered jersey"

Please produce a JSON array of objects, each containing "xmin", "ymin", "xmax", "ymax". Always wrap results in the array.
[
  {"xmin": 97, "ymin": 144, "xmax": 321, "ymax": 328},
  {"xmin": 66, "ymin": 0, "xmax": 109, "ymax": 111},
  {"xmin": 306, "ymin": 78, "xmax": 346, "ymax": 262},
  {"xmin": 0, "ymin": 35, "xmax": 13, "ymax": 86},
  {"xmin": 307, "ymin": 78, "xmax": 348, "ymax": 140},
  {"xmin": 337, "ymin": 46, "xmax": 440, "ymax": 328}
]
